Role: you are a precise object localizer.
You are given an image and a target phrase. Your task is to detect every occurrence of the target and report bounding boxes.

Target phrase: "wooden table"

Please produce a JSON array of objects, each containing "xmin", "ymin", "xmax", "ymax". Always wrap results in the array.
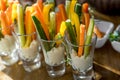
[{"xmin": 2, "ymin": 10, "xmax": 120, "ymax": 80}]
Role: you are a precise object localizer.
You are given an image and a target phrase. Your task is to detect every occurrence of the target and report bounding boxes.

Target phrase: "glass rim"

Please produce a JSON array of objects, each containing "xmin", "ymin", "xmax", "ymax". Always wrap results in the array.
[
  {"xmin": 13, "ymin": 31, "xmax": 36, "ymax": 37},
  {"xmin": 66, "ymin": 33, "xmax": 97, "ymax": 47},
  {"xmin": 40, "ymin": 37, "xmax": 63, "ymax": 43}
]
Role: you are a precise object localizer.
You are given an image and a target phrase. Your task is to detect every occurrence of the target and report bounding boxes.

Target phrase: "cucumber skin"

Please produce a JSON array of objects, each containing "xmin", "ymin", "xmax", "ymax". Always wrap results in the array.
[
  {"xmin": 84, "ymin": 18, "xmax": 95, "ymax": 58},
  {"xmin": 17, "ymin": 4, "xmax": 26, "ymax": 47},
  {"xmin": 65, "ymin": 20, "xmax": 78, "ymax": 51},
  {"xmin": 32, "ymin": 16, "xmax": 50, "ymax": 51}
]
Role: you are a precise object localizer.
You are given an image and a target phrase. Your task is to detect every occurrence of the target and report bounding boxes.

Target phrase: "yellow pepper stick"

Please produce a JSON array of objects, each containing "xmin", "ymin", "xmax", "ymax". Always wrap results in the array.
[
  {"xmin": 12, "ymin": 2, "xmax": 18, "ymax": 23},
  {"xmin": 78, "ymin": 24, "xmax": 85, "ymax": 57},
  {"xmin": 24, "ymin": 6, "xmax": 35, "ymax": 47},
  {"xmin": 43, "ymin": 3, "xmax": 54, "ymax": 27}
]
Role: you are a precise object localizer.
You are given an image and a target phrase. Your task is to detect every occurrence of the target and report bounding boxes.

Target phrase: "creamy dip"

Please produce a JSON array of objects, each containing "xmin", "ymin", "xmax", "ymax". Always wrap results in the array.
[
  {"xmin": 71, "ymin": 49, "xmax": 92, "ymax": 72},
  {"xmin": 20, "ymin": 40, "xmax": 40, "ymax": 61},
  {"xmin": 0, "ymin": 35, "xmax": 15, "ymax": 55},
  {"xmin": 44, "ymin": 46, "xmax": 65, "ymax": 66}
]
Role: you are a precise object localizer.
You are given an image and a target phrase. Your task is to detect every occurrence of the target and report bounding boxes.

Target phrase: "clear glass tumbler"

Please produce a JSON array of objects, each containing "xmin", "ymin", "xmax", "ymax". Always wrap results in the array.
[
  {"xmin": 40, "ymin": 38, "xmax": 66, "ymax": 77},
  {"xmin": 66, "ymin": 33, "xmax": 97, "ymax": 80},
  {"xmin": 13, "ymin": 31, "xmax": 41, "ymax": 72},
  {"xmin": 0, "ymin": 27, "xmax": 19, "ymax": 66}
]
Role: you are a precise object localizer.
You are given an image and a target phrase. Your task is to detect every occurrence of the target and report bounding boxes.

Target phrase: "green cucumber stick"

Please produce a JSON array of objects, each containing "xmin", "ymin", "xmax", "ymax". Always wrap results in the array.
[
  {"xmin": 84, "ymin": 18, "xmax": 94, "ymax": 58},
  {"xmin": 65, "ymin": 19, "xmax": 77, "ymax": 51},
  {"xmin": 32, "ymin": 16, "xmax": 51, "ymax": 51},
  {"xmin": 74, "ymin": 2, "xmax": 82, "ymax": 21},
  {"xmin": 17, "ymin": 4, "xmax": 26, "ymax": 47},
  {"xmin": 49, "ymin": 11, "xmax": 56, "ymax": 40}
]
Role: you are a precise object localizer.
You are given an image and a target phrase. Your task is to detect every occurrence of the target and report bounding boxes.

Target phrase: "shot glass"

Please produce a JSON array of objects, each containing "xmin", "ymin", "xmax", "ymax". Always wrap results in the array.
[
  {"xmin": 40, "ymin": 38, "xmax": 66, "ymax": 77},
  {"xmin": 0, "ymin": 27, "xmax": 19, "ymax": 66},
  {"xmin": 66, "ymin": 33, "xmax": 97, "ymax": 80},
  {"xmin": 13, "ymin": 31, "xmax": 41, "ymax": 72}
]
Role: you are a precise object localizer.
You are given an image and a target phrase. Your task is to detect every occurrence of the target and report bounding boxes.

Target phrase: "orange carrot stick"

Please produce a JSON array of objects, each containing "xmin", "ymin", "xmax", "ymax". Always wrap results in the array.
[
  {"xmin": 37, "ymin": 0, "xmax": 43, "ymax": 11},
  {"xmin": 0, "ymin": 11, "xmax": 11, "ymax": 35},
  {"xmin": 94, "ymin": 25, "xmax": 103, "ymax": 38},
  {"xmin": 56, "ymin": 11, "xmax": 62, "ymax": 33},
  {"xmin": 58, "ymin": 4, "xmax": 67, "ymax": 21},
  {"xmin": 78, "ymin": 24, "xmax": 85, "ymax": 57},
  {"xmin": 82, "ymin": 3, "xmax": 89, "ymax": 13},
  {"xmin": 84, "ymin": 13, "xmax": 90, "ymax": 31},
  {"xmin": 0, "ymin": 0, "xmax": 7, "ymax": 11}
]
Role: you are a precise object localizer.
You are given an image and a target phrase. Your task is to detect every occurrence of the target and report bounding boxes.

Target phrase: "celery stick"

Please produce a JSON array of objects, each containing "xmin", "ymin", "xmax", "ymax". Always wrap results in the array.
[
  {"xmin": 84, "ymin": 18, "xmax": 94, "ymax": 58},
  {"xmin": 49, "ymin": 11, "xmax": 56, "ymax": 40},
  {"xmin": 17, "ymin": 4, "xmax": 26, "ymax": 47},
  {"xmin": 65, "ymin": 0, "xmax": 71, "ymax": 18}
]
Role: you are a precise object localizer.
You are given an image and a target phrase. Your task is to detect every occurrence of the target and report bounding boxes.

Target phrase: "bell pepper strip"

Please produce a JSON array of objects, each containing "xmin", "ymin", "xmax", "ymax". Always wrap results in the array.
[
  {"xmin": 59, "ymin": 21, "xmax": 66, "ymax": 37},
  {"xmin": 58, "ymin": 4, "xmax": 67, "ymax": 21},
  {"xmin": 33, "ymin": 4, "xmax": 50, "ymax": 40},
  {"xmin": 78, "ymin": 24, "xmax": 85, "ymax": 57},
  {"xmin": 73, "ymin": 12, "xmax": 80, "ymax": 44},
  {"xmin": 43, "ymin": 3, "xmax": 54, "ymax": 26},
  {"xmin": 84, "ymin": 18, "xmax": 94, "ymax": 58},
  {"xmin": 56, "ymin": 11, "xmax": 62, "ymax": 33},
  {"xmin": 11, "ymin": 2, "xmax": 18, "ymax": 23},
  {"xmin": 0, "ymin": 11, "xmax": 11, "ymax": 35},
  {"xmin": 69, "ymin": 0, "xmax": 77, "ymax": 24},
  {"xmin": 17, "ymin": 4, "xmax": 26, "ymax": 47},
  {"xmin": 24, "ymin": 6, "xmax": 35, "ymax": 47}
]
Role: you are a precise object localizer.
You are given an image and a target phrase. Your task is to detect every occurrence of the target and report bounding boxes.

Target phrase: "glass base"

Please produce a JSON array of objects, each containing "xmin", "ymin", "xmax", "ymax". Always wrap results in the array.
[
  {"xmin": 22, "ymin": 54, "xmax": 41, "ymax": 72},
  {"xmin": 1, "ymin": 50, "xmax": 19, "ymax": 66},
  {"xmin": 46, "ymin": 62, "xmax": 65, "ymax": 78},
  {"xmin": 73, "ymin": 67, "xmax": 94, "ymax": 80}
]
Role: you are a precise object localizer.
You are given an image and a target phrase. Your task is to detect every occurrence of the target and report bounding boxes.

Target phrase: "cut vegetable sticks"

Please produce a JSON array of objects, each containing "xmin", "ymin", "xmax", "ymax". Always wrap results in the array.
[
  {"xmin": 58, "ymin": 4, "xmax": 67, "ymax": 21},
  {"xmin": 33, "ymin": 4, "xmax": 50, "ymax": 40},
  {"xmin": 78, "ymin": 24, "xmax": 85, "ymax": 57}
]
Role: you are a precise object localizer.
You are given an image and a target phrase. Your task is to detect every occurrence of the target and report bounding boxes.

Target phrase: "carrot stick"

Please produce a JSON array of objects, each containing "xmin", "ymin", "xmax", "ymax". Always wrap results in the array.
[
  {"xmin": 0, "ymin": 11, "xmax": 11, "ymax": 35},
  {"xmin": 82, "ymin": 3, "xmax": 89, "ymax": 13},
  {"xmin": 84, "ymin": 13, "xmax": 90, "ymax": 31},
  {"xmin": 56, "ymin": 11, "xmax": 62, "ymax": 33},
  {"xmin": 78, "ymin": 24, "xmax": 85, "ymax": 57},
  {"xmin": 58, "ymin": 4, "xmax": 67, "ymax": 21},
  {"xmin": 0, "ymin": 0, "xmax": 7, "ymax": 11},
  {"xmin": 94, "ymin": 25, "xmax": 103, "ymax": 38},
  {"xmin": 37, "ymin": 0, "xmax": 43, "ymax": 11},
  {"xmin": 33, "ymin": 4, "xmax": 50, "ymax": 40},
  {"xmin": 5, "ymin": 5, "xmax": 12, "ymax": 26}
]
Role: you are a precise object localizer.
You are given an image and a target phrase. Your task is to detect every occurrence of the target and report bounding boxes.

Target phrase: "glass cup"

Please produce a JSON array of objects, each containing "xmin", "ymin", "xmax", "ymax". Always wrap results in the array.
[
  {"xmin": 40, "ymin": 38, "xmax": 66, "ymax": 77},
  {"xmin": 13, "ymin": 31, "xmax": 41, "ymax": 72},
  {"xmin": 0, "ymin": 26, "xmax": 19, "ymax": 66},
  {"xmin": 65, "ymin": 33, "xmax": 97, "ymax": 80}
]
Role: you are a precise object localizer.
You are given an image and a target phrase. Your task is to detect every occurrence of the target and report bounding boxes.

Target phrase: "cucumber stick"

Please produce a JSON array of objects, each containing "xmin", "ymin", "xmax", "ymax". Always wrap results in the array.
[
  {"xmin": 17, "ymin": 4, "xmax": 26, "ymax": 47},
  {"xmin": 65, "ymin": 19, "xmax": 77, "ymax": 51},
  {"xmin": 49, "ymin": 11, "xmax": 56, "ymax": 40},
  {"xmin": 84, "ymin": 18, "xmax": 94, "ymax": 58},
  {"xmin": 32, "ymin": 16, "xmax": 51, "ymax": 51}
]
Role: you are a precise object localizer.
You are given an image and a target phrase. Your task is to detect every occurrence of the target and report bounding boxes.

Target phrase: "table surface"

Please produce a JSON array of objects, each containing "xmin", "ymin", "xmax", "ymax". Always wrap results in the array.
[{"xmin": 2, "ymin": 10, "xmax": 120, "ymax": 80}]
